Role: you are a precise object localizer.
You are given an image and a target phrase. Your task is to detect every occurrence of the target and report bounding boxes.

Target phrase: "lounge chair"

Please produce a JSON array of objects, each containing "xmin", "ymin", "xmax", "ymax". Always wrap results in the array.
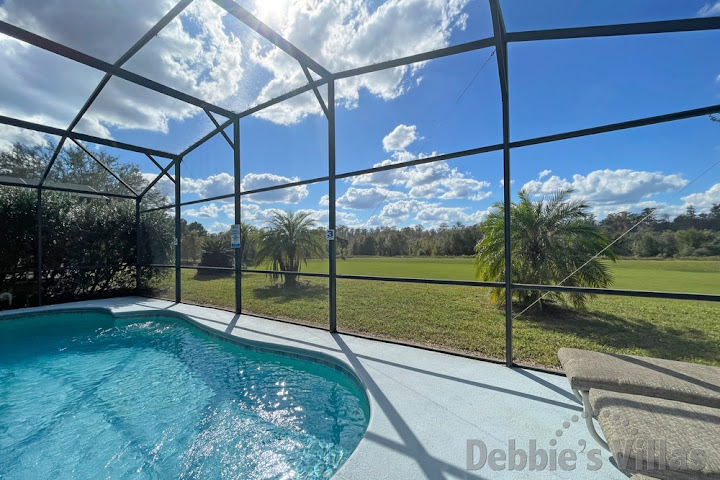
[
  {"xmin": 590, "ymin": 389, "xmax": 720, "ymax": 479},
  {"xmin": 558, "ymin": 348, "xmax": 720, "ymax": 479},
  {"xmin": 558, "ymin": 348, "xmax": 720, "ymax": 409}
]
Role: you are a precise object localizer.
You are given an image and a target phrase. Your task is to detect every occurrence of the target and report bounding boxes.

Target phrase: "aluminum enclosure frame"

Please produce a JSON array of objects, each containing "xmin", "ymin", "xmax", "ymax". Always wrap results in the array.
[{"xmin": 0, "ymin": 1, "xmax": 719, "ymax": 368}]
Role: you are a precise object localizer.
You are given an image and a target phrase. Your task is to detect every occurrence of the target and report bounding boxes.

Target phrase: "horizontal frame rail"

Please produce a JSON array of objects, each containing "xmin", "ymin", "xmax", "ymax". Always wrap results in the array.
[
  {"xmin": 139, "ymin": 203, "xmax": 176, "ymax": 214},
  {"xmin": 0, "ymin": 115, "xmax": 175, "ymax": 159},
  {"xmin": 241, "ymin": 268, "xmax": 330, "ymax": 278},
  {"xmin": 506, "ymin": 16, "xmax": 720, "ymax": 43},
  {"xmin": 332, "ymin": 37, "xmax": 495, "ymax": 80},
  {"xmin": 512, "ymin": 283, "xmax": 720, "ymax": 303},
  {"xmin": 510, "ymin": 104, "xmax": 720, "ymax": 149},
  {"xmin": 337, "ymin": 274, "xmax": 505, "ymax": 288},
  {"xmin": 0, "ymin": 180, "xmax": 136, "ymax": 199}
]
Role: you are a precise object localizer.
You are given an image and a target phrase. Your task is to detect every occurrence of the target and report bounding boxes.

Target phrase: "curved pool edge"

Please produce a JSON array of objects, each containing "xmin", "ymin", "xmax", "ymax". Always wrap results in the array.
[{"xmin": 0, "ymin": 304, "xmax": 373, "ymax": 477}]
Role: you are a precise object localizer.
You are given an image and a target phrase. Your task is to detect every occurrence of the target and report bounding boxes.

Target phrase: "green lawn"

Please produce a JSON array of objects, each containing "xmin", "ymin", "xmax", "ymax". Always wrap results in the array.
[
  {"xmin": 306, "ymin": 256, "xmax": 720, "ymax": 294},
  {"xmin": 144, "ymin": 257, "xmax": 720, "ymax": 369}
]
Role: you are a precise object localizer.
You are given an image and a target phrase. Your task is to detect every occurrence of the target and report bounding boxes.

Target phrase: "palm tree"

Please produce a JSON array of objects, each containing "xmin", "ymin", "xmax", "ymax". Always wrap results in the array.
[
  {"xmin": 197, "ymin": 236, "xmax": 233, "ymax": 276},
  {"xmin": 474, "ymin": 189, "xmax": 616, "ymax": 310},
  {"xmin": 257, "ymin": 211, "xmax": 325, "ymax": 287}
]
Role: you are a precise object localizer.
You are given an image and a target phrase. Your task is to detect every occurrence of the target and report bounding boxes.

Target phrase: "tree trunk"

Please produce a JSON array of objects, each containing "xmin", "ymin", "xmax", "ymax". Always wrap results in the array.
[{"xmin": 284, "ymin": 272, "xmax": 298, "ymax": 287}]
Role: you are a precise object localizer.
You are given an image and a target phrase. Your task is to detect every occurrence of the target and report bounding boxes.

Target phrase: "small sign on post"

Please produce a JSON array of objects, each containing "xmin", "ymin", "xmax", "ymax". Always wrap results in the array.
[
  {"xmin": 230, "ymin": 224, "xmax": 241, "ymax": 249},
  {"xmin": 326, "ymin": 229, "xmax": 335, "ymax": 241}
]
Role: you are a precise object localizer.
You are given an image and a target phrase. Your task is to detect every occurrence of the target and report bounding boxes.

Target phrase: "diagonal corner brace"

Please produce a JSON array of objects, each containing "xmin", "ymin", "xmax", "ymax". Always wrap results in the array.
[
  {"xmin": 204, "ymin": 109, "xmax": 235, "ymax": 149},
  {"xmin": 301, "ymin": 64, "xmax": 328, "ymax": 118}
]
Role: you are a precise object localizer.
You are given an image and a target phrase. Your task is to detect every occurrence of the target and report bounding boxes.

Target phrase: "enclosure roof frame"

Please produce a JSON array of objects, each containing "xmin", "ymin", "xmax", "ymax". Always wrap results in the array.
[{"xmin": 0, "ymin": 1, "xmax": 717, "ymax": 200}]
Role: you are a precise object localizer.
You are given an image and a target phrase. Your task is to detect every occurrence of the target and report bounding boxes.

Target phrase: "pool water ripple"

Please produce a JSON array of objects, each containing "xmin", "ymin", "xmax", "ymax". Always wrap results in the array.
[{"xmin": 0, "ymin": 312, "xmax": 368, "ymax": 479}]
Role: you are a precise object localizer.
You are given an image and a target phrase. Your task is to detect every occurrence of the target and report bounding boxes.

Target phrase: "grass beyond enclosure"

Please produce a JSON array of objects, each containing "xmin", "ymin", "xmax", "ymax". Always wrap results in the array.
[
  {"xmin": 306, "ymin": 257, "xmax": 720, "ymax": 294},
  {"xmin": 147, "ymin": 258, "xmax": 720, "ymax": 369}
]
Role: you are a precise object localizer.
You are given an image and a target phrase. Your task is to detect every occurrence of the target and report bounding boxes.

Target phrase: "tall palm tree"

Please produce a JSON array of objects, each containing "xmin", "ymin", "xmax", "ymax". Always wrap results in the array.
[
  {"xmin": 257, "ymin": 211, "xmax": 325, "ymax": 287},
  {"xmin": 474, "ymin": 189, "xmax": 616, "ymax": 310}
]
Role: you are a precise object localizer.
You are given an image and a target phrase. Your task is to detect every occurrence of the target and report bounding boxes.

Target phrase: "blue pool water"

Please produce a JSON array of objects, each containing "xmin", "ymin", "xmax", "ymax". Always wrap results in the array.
[{"xmin": 0, "ymin": 311, "xmax": 369, "ymax": 479}]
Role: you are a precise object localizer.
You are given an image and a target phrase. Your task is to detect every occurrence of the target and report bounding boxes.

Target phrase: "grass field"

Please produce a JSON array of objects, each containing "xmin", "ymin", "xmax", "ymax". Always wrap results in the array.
[{"xmin": 144, "ymin": 257, "xmax": 720, "ymax": 369}]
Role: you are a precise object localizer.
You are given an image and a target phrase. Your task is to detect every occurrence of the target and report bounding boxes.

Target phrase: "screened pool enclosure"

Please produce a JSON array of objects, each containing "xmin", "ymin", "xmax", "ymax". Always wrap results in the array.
[{"xmin": 1, "ymin": 0, "xmax": 719, "ymax": 369}]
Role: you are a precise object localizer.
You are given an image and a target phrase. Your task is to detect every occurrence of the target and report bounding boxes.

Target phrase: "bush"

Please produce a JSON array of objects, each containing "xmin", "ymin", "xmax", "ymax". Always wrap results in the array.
[{"xmin": 0, "ymin": 187, "xmax": 174, "ymax": 308}]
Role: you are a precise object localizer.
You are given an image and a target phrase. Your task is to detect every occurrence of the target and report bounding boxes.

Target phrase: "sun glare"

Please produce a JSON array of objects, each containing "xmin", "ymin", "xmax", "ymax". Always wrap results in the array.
[{"xmin": 256, "ymin": 0, "xmax": 292, "ymax": 25}]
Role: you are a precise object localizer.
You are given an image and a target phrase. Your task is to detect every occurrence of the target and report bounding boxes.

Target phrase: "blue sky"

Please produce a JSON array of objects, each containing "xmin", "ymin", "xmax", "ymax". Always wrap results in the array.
[{"xmin": 1, "ymin": 0, "xmax": 719, "ymax": 233}]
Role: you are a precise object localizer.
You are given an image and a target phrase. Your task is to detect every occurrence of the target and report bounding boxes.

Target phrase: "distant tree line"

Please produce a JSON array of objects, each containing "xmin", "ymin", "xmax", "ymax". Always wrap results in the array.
[
  {"xmin": 184, "ymin": 203, "xmax": 720, "ymax": 272},
  {"xmin": 336, "ymin": 223, "xmax": 479, "ymax": 257},
  {"xmin": 598, "ymin": 206, "xmax": 720, "ymax": 257}
]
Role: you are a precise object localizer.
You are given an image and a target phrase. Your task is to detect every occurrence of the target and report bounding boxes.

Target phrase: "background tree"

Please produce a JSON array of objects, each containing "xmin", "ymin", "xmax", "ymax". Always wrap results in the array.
[
  {"xmin": 474, "ymin": 189, "xmax": 616, "ymax": 310},
  {"xmin": 239, "ymin": 222, "xmax": 257, "ymax": 268},
  {"xmin": 256, "ymin": 211, "xmax": 325, "ymax": 287},
  {"xmin": 180, "ymin": 219, "xmax": 207, "ymax": 265}
]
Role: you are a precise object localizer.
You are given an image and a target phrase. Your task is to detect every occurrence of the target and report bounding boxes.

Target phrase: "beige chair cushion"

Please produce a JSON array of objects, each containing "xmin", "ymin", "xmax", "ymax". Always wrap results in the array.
[
  {"xmin": 559, "ymin": 348, "xmax": 720, "ymax": 409},
  {"xmin": 590, "ymin": 389, "xmax": 720, "ymax": 480}
]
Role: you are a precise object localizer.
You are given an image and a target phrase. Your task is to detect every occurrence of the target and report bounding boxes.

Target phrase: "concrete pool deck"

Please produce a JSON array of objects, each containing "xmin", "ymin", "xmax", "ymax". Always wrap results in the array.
[{"xmin": 1, "ymin": 298, "xmax": 629, "ymax": 480}]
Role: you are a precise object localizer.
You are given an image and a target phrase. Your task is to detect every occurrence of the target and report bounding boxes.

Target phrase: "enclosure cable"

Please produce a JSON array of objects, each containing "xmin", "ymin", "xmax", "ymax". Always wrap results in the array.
[
  {"xmin": 511, "ymin": 156, "xmax": 720, "ymax": 320},
  {"xmin": 359, "ymin": 49, "xmax": 497, "ymax": 227}
]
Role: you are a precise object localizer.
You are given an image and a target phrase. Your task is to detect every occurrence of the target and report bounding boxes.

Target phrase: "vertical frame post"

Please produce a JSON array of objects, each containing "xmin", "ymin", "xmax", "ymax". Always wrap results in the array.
[
  {"xmin": 328, "ymin": 80, "xmax": 337, "ymax": 332},
  {"xmin": 490, "ymin": 0, "xmax": 513, "ymax": 367},
  {"xmin": 175, "ymin": 156, "xmax": 182, "ymax": 303},
  {"xmin": 37, "ymin": 188, "xmax": 43, "ymax": 306},
  {"xmin": 135, "ymin": 198, "xmax": 141, "ymax": 293},
  {"xmin": 233, "ymin": 120, "xmax": 242, "ymax": 314}
]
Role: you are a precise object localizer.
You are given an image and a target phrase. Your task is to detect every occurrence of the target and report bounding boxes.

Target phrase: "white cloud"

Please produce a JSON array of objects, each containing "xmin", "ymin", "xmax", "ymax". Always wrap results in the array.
[
  {"xmin": 351, "ymin": 152, "xmax": 491, "ymax": 201},
  {"xmin": 403, "ymin": 161, "xmax": 491, "ymax": 201},
  {"xmin": 0, "ymin": 0, "xmax": 176, "ymax": 61},
  {"xmin": 522, "ymin": 169, "xmax": 688, "ymax": 206},
  {"xmin": 240, "ymin": 203, "xmax": 283, "ymax": 224},
  {"xmin": 220, "ymin": 203, "xmax": 235, "ymax": 218},
  {"xmin": 589, "ymin": 201, "xmax": 685, "ymax": 221},
  {"xmin": 349, "ymin": 151, "xmax": 416, "ymax": 186},
  {"xmin": 681, "ymin": 183, "xmax": 720, "ymax": 209},
  {"xmin": 382, "ymin": 124, "xmax": 418, "ymax": 152},
  {"xmin": 297, "ymin": 208, "xmax": 329, "ymax": 226},
  {"xmin": 0, "ymin": 0, "xmax": 249, "ymax": 139},
  {"xmin": 249, "ymin": 0, "xmax": 472, "ymax": 124},
  {"xmin": 240, "ymin": 172, "xmax": 309, "ymax": 204},
  {"xmin": 141, "ymin": 172, "xmax": 175, "ymax": 198},
  {"xmin": 415, "ymin": 205, "xmax": 490, "ymax": 226},
  {"xmin": 374, "ymin": 199, "xmax": 489, "ymax": 227},
  {"xmin": 698, "ymin": 1, "xmax": 720, "ymax": 17},
  {"xmin": 207, "ymin": 221, "xmax": 231, "ymax": 234},
  {"xmin": 337, "ymin": 186, "xmax": 406, "ymax": 209},
  {"xmin": 538, "ymin": 169, "xmax": 552, "ymax": 179},
  {"xmin": 143, "ymin": 170, "xmax": 313, "ymax": 205},
  {"xmin": 337, "ymin": 211, "xmax": 361, "ymax": 226},
  {"xmin": 181, "ymin": 172, "xmax": 234, "ymax": 198},
  {"xmin": 0, "ymin": 0, "xmax": 473, "ymax": 141},
  {"xmin": 437, "ymin": 177, "xmax": 492, "ymax": 201},
  {"xmin": 0, "ymin": 125, "xmax": 53, "ymax": 153},
  {"xmin": 239, "ymin": 204, "xmax": 329, "ymax": 227},
  {"xmin": 379, "ymin": 199, "xmax": 435, "ymax": 220},
  {"xmin": 184, "ymin": 203, "xmax": 219, "ymax": 218}
]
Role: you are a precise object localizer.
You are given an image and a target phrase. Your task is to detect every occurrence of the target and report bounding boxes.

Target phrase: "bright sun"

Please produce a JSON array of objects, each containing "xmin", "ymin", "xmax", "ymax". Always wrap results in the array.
[{"xmin": 256, "ymin": 0, "xmax": 291, "ymax": 23}]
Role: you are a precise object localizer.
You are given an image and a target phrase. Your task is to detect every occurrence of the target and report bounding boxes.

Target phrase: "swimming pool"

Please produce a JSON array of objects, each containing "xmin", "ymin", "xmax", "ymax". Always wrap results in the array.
[{"xmin": 0, "ymin": 310, "xmax": 369, "ymax": 479}]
